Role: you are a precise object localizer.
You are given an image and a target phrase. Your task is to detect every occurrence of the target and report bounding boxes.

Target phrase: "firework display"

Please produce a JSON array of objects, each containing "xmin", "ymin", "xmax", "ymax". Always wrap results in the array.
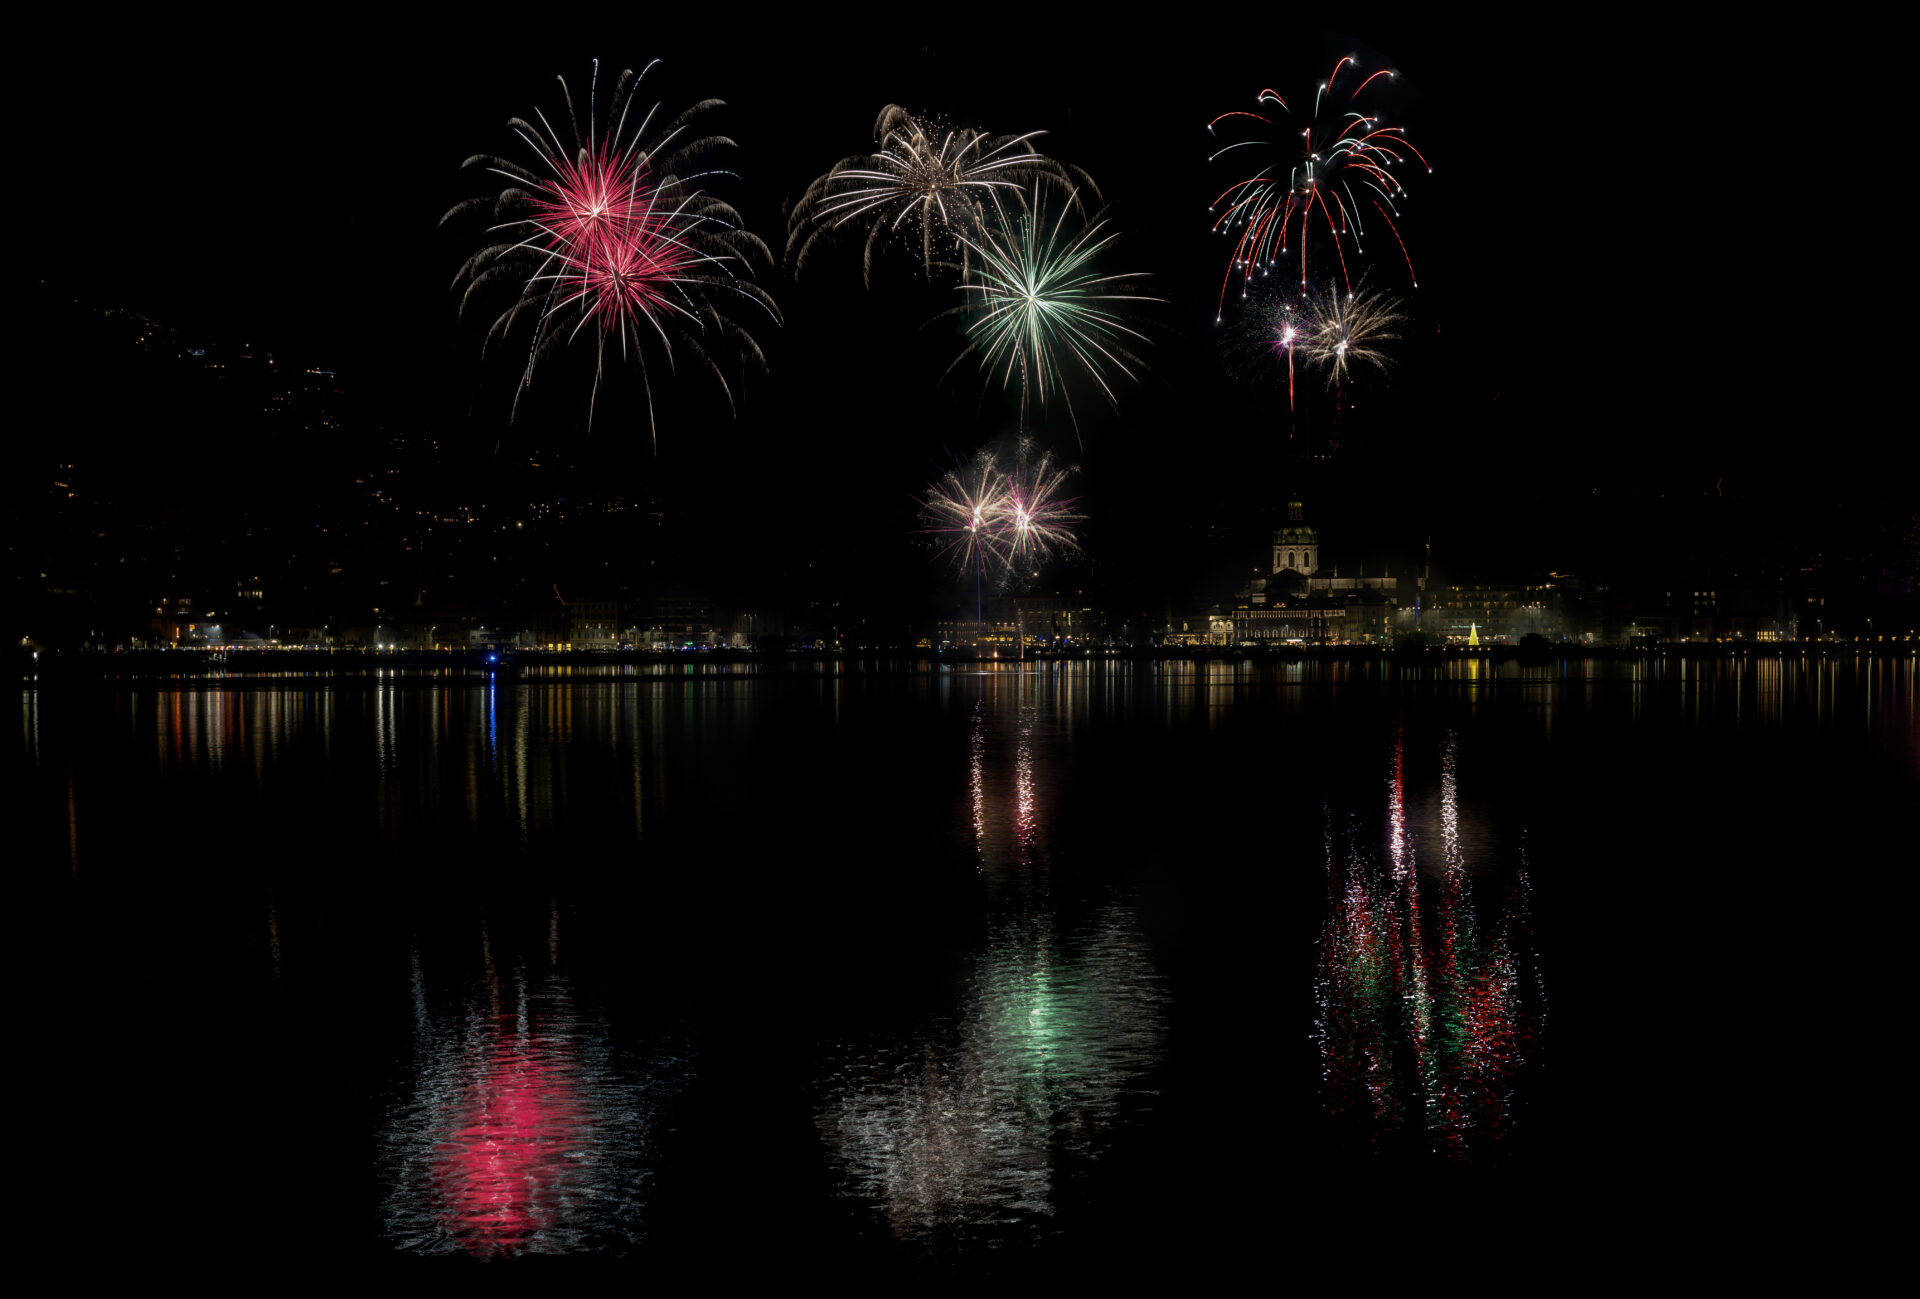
[
  {"xmin": 788, "ymin": 106, "xmax": 1096, "ymax": 285},
  {"xmin": 922, "ymin": 445, "xmax": 1012, "ymax": 583},
  {"xmin": 440, "ymin": 51, "xmax": 1440, "ymax": 539},
  {"xmin": 952, "ymin": 189, "xmax": 1158, "ymax": 439},
  {"xmin": 1231, "ymin": 272, "xmax": 1405, "ymax": 423},
  {"xmin": 1301, "ymin": 276, "xmax": 1406, "ymax": 386},
  {"xmin": 445, "ymin": 61, "xmax": 780, "ymax": 441},
  {"xmin": 921, "ymin": 441, "xmax": 1082, "ymax": 597},
  {"xmin": 1000, "ymin": 446, "xmax": 1082, "ymax": 579},
  {"xmin": 1231, "ymin": 287, "xmax": 1306, "ymax": 412},
  {"xmin": 1207, "ymin": 56, "xmax": 1428, "ymax": 317}
]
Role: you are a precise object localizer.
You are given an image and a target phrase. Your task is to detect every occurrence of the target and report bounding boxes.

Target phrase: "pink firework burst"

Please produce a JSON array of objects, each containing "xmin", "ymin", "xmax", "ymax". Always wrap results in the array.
[
  {"xmin": 922, "ymin": 445, "xmax": 1012, "ymax": 580},
  {"xmin": 1001, "ymin": 443, "xmax": 1083, "ymax": 578},
  {"xmin": 545, "ymin": 208, "xmax": 699, "ymax": 346},
  {"xmin": 525, "ymin": 136, "xmax": 655, "ymax": 250},
  {"xmin": 919, "ymin": 440, "xmax": 1081, "ymax": 594},
  {"xmin": 446, "ymin": 60, "xmax": 780, "ymax": 442}
]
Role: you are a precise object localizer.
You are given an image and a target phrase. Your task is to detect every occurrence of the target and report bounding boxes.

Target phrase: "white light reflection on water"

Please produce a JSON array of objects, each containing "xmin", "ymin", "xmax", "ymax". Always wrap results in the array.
[
  {"xmin": 964, "ymin": 671, "xmax": 1058, "ymax": 873},
  {"xmin": 1440, "ymin": 732, "xmax": 1463, "ymax": 877},
  {"xmin": 969, "ymin": 698, "xmax": 988, "ymax": 867},
  {"xmin": 512, "ymin": 685, "xmax": 531, "ymax": 837},
  {"xmin": 1014, "ymin": 701, "xmax": 1037, "ymax": 864},
  {"xmin": 22, "ymin": 689, "xmax": 39, "ymax": 768},
  {"xmin": 817, "ymin": 672, "xmax": 1167, "ymax": 1244},
  {"xmin": 815, "ymin": 904, "xmax": 1168, "ymax": 1243}
]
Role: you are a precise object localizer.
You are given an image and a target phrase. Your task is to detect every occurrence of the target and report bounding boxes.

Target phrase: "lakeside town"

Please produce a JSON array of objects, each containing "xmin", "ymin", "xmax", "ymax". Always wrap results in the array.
[
  {"xmin": 26, "ymin": 491, "xmax": 1908, "ymax": 662},
  {"xmin": 18, "ymin": 298, "xmax": 1914, "ymax": 666}
]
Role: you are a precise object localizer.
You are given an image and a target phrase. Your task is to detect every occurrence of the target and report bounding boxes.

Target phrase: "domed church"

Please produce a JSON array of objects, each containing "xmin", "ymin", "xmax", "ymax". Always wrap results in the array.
[{"xmin": 1271, "ymin": 499, "xmax": 1319, "ymax": 576}]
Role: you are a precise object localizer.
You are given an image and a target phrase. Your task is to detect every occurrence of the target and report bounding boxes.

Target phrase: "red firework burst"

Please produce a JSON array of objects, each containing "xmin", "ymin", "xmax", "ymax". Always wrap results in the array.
[
  {"xmin": 446, "ymin": 61, "xmax": 780, "ymax": 440},
  {"xmin": 525, "ymin": 137, "xmax": 653, "ymax": 250},
  {"xmin": 552, "ymin": 223, "xmax": 698, "ymax": 344}
]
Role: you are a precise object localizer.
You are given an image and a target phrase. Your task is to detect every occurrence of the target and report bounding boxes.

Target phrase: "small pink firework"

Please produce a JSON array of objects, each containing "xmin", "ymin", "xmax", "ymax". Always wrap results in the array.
[{"xmin": 920, "ymin": 440, "xmax": 1081, "ymax": 592}]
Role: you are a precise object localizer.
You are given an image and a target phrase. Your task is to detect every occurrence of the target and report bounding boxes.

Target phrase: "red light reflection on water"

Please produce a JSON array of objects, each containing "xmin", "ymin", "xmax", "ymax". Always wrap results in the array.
[
  {"xmin": 426, "ymin": 1019, "xmax": 587, "ymax": 1255},
  {"xmin": 1315, "ymin": 732, "xmax": 1546, "ymax": 1160}
]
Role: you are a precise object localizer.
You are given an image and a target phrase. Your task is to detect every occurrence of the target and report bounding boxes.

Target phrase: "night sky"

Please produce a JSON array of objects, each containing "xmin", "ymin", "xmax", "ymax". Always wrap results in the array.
[{"xmin": 25, "ymin": 20, "xmax": 1880, "ymax": 611}]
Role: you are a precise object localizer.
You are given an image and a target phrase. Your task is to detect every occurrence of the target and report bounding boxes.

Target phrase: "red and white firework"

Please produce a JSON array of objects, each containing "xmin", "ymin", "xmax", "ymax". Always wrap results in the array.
[
  {"xmin": 445, "ymin": 60, "xmax": 779, "ymax": 440},
  {"xmin": 1206, "ymin": 55, "xmax": 1428, "ymax": 318}
]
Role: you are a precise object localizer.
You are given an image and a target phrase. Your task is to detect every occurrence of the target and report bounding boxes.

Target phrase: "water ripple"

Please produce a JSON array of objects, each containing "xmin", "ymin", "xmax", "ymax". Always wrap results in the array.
[
  {"xmin": 378, "ymin": 973, "xmax": 685, "ymax": 1257},
  {"xmin": 816, "ymin": 904, "xmax": 1168, "ymax": 1244}
]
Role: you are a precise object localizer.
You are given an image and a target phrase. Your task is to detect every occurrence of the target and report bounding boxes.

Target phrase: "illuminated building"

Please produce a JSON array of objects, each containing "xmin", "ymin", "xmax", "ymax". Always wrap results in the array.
[
  {"xmin": 1215, "ymin": 499, "xmax": 1404, "ymax": 643},
  {"xmin": 567, "ymin": 600, "xmax": 621, "ymax": 650},
  {"xmin": 1420, "ymin": 582, "xmax": 1563, "ymax": 643},
  {"xmin": 1163, "ymin": 607, "xmax": 1234, "ymax": 647},
  {"xmin": 146, "ymin": 595, "xmax": 197, "ymax": 646},
  {"xmin": 938, "ymin": 594, "xmax": 1106, "ymax": 650},
  {"xmin": 1271, "ymin": 498, "xmax": 1320, "ymax": 577}
]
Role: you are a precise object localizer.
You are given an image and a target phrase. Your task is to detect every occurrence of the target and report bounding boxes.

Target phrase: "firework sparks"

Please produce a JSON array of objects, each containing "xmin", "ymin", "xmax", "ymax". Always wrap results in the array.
[
  {"xmin": 952, "ymin": 189, "xmax": 1157, "ymax": 441},
  {"xmin": 1206, "ymin": 55, "xmax": 1428, "ymax": 317},
  {"xmin": 789, "ymin": 106, "xmax": 1096, "ymax": 285},
  {"xmin": 444, "ymin": 60, "xmax": 780, "ymax": 443},
  {"xmin": 1229, "ymin": 287, "xmax": 1306, "ymax": 411},
  {"xmin": 921, "ymin": 444, "xmax": 1011, "ymax": 583},
  {"xmin": 1300, "ymin": 278, "xmax": 1405, "ymax": 387},
  {"xmin": 1001, "ymin": 442, "xmax": 1084, "ymax": 577},
  {"xmin": 920, "ymin": 440, "xmax": 1083, "ymax": 612}
]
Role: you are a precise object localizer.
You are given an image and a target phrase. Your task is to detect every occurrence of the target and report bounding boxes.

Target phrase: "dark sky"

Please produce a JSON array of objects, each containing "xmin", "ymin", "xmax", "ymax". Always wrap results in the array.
[{"xmin": 26, "ymin": 19, "xmax": 1879, "ymax": 602}]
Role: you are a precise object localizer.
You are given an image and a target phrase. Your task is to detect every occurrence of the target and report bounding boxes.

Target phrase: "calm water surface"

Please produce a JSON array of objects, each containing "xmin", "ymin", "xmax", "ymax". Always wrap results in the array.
[{"xmin": 30, "ymin": 657, "xmax": 1916, "ymax": 1267}]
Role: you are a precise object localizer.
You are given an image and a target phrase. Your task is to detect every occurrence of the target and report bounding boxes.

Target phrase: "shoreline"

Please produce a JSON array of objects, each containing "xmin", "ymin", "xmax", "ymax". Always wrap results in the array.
[{"xmin": 16, "ymin": 641, "xmax": 1914, "ymax": 684}]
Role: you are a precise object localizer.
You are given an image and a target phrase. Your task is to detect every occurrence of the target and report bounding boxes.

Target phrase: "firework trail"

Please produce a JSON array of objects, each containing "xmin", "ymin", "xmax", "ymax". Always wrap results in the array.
[
  {"xmin": 444, "ymin": 60, "xmax": 780, "ymax": 445},
  {"xmin": 951, "ymin": 188, "xmax": 1158, "ymax": 444},
  {"xmin": 1229, "ymin": 286, "xmax": 1305, "ymax": 412},
  {"xmin": 788, "ymin": 105, "xmax": 1097, "ymax": 285},
  {"xmin": 1206, "ymin": 55, "xmax": 1428, "ymax": 317}
]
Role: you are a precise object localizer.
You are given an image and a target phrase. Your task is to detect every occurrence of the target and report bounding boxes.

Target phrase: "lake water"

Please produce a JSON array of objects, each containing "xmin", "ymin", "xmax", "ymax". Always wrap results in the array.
[{"xmin": 28, "ymin": 657, "xmax": 1916, "ymax": 1270}]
